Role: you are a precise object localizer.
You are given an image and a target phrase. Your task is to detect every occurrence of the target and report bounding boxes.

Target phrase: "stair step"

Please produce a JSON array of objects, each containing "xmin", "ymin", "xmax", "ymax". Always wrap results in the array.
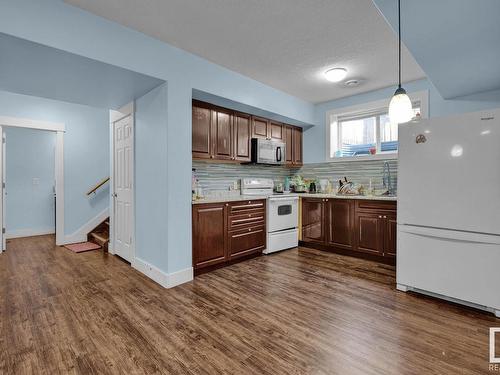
[{"xmin": 89, "ymin": 232, "xmax": 109, "ymax": 246}]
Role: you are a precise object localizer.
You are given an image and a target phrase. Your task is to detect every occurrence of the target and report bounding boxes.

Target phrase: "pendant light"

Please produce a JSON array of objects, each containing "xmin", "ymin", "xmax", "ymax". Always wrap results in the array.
[{"xmin": 388, "ymin": 0, "xmax": 413, "ymax": 124}]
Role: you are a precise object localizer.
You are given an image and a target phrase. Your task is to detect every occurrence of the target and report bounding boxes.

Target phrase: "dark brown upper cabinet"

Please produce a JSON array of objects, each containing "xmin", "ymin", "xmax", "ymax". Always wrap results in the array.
[
  {"xmin": 251, "ymin": 116, "xmax": 270, "ymax": 139},
  {"xmin": 233, "ymin": 112, "xmax": 251, "ymax": 162},
  {"xmin": 284, "ymin": 126, "xmax": 294, "ymax": 164},
  {"xmin": 269, "ymin": 121, "xmax": 283, "ymax": 141},
  {"xmin": 292, "ymin": 127, "xmax": 303, "ymax": 166},
  {"xmin": 192, "ymin": 100, "xmax": 303, "ymax": 164},
  {"xmin": 283, "ymin": 124, "xmax": 303, "ymax": 167},
  {"xmin": 212, "ymin": 108, "xmax": 232, "ymax": 160},
  {"xmin": 192, "ymin": 104, "xmax": 212, "ymax": 159}
]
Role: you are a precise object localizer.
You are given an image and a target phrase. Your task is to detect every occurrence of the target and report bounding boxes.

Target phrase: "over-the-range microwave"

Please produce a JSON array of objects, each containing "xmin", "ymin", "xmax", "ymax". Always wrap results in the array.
[{"xmin": 250, "ymin": 138, "xmax": 286, "ymax": 165}]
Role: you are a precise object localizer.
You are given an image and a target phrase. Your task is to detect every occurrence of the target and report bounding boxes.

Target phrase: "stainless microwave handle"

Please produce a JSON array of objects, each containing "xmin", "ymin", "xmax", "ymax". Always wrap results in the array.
[{"xmin": 276, "ymin": 146, "xmax": 282, "ymax": 162}]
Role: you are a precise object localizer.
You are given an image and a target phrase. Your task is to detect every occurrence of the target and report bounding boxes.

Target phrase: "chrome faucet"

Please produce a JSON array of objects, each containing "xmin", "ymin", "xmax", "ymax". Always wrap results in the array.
[{"xmin": 382, "ymin": 161, "xmax": 394, "ymax": 195}]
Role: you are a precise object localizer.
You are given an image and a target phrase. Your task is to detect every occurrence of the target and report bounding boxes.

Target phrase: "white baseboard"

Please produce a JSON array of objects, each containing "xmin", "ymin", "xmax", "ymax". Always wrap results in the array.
[
  {"xmin": 132, "ymin": 257, "xmax": 193, "ymax": 288},
  {"xmin": 63, "ymin": 208, "xmax": 109, "ymax": 244},
  {"xmin": 6, "ymin": 228, "xmax": 55, "ymax": 239}
]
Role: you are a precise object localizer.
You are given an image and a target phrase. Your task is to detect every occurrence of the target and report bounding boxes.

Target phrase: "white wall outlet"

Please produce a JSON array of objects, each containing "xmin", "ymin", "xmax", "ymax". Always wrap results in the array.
[{"xmin": 233, "ymin": 181, "xmax": 238, "ymax": 190}]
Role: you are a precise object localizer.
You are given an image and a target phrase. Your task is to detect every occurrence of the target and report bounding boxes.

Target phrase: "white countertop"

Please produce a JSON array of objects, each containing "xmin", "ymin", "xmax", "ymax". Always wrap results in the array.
[{"xmin": 192, "ymin": 193, "xmax": 397, "ymax": 204}]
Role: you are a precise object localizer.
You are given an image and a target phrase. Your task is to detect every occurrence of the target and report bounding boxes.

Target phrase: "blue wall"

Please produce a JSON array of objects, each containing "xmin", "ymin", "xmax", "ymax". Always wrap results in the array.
[
  {"xmin": 0, "ymin": 0, "xmax": 318, "ymax": 277},
  {"xmin": 305, "ymin": 78, "xmax": 500, "ymax": 163},
  {"xmin": 135, "ymin": 84, "xmax": 168, "ymax": 271},
  {"xmin": 5, "ymin": 127, "xmax": 56, "ymax": 236},
  {"xmin": 0, "ymin": 90, "xmax": 109, "ymax": 237}
]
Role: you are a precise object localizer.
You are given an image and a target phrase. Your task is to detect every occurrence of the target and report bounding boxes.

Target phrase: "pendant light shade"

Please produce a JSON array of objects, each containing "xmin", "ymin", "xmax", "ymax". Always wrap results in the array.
[
  {"xmin": 388, "ymin": 0, "xmax": 413, "ymax": 124},
  {"xmin": 389, "ymin": 87, "xmax": 413, "ymax": 124}
]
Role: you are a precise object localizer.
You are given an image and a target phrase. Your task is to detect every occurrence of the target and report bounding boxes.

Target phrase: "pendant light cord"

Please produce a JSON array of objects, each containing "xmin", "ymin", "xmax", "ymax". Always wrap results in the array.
[{"xmin": 398, "ymin": 0, "xmax": 402, "ymax": 89}]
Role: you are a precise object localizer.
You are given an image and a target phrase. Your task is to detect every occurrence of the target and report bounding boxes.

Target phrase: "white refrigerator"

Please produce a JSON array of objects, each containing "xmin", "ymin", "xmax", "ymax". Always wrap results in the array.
[{"xmin": 397, "ymin": 108, "xmax": 500, "ymax": 317}]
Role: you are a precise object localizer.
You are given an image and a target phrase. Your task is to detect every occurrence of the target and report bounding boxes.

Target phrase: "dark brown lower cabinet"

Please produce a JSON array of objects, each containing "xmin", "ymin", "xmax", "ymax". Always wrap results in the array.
[
  {"xmin": 326, "ymin": 199, "xmax": 354, "ymax": 250},
  {"xmin": 228, "ymin": 225, "xmax": 266, "ymax": 260},
  {"xmin": 301, "ymin": 198, "xmax": 326, "ymax": 244},
  {"xmin": 192, "ymin": 203, "xmax": 227, "ymax": 269},
  {"xmin": 301, "ymin": 198, "xmax": 396, "ymax": 264},
  {"xmin": 192, "ymin": 200, "xmax": 266, "ymax": 275}
]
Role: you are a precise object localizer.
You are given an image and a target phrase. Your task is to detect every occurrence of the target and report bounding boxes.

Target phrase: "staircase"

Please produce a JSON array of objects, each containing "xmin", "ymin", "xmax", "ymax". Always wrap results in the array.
[{"xmin": 88, "ymin": 218, "xmax": 110, "ymax": 251}]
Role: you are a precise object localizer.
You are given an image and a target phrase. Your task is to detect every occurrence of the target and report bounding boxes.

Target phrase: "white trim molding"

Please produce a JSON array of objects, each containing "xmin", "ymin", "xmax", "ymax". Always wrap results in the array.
[
  {"xmin": 110, "ymin": 102, "xmax": 135, "ymax": 123},
  {"xmin": 64, "ymin": 207, "xmax": 109, "ymax": 245},
  {"xmin": 55, "ymin": 131, "xmax": 65, "ymax": 245},
  {"xmin": 325, "ymin": 90, "xmax": 429, "ymax": 162},
  {"xmin": 132, "ymin": 257, "xmax": 194, "ymax": 288},
  {"xmin": 6, "ymin": 228, "xmax": 55, "ymax": 239},
  {"xmin": 0, "ymin": 116, "xmax": 65, "ymax": 132}
]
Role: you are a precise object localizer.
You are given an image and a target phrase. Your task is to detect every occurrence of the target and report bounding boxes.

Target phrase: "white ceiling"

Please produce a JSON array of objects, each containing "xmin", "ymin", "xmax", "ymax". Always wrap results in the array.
[{"xmin": 64, "ymin": 0, "xmax": 425, "ymax": 104}]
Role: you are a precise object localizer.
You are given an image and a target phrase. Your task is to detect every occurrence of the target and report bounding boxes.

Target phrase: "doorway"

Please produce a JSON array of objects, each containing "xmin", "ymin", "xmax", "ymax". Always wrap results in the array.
[
  {"xmin": 0, "ymin": 117, "xmax": 64, "ymax": 252},
  {"xmin": 4, "ymin": 127, "xmax": 57, "ymax": 246}
]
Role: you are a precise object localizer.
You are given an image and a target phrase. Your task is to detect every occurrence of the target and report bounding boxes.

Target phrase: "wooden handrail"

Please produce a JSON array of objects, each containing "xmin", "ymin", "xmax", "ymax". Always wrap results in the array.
[{"xmin": 86, "ymin": 177, "xmax": 110, "ymax": 196}]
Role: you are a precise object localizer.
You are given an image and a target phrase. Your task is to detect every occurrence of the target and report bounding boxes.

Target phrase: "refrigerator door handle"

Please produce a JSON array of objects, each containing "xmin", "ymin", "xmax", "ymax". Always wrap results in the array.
[{"xmin": 398, "ymin": 224, "xmax": 500, "ymax": 245}]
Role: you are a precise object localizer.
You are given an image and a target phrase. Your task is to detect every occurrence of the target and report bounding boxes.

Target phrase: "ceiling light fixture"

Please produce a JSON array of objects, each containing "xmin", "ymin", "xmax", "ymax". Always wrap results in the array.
[
  {"xmin": 388, "ymin": 0, "xmax": 413, "ymax": 124},
  {"xmin": 325, "ymin": 68, "xmax": 347, "ymax": 82}
]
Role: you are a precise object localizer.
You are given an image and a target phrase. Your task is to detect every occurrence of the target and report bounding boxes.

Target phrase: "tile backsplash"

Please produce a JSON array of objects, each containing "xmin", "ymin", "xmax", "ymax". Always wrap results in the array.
[
  {"xmin": 297, "ymin": 159, "xmax": 398, "ymax": 193},
  {"xmin": 192, "ymin": 159, "xmax": 398, "ymax": 196},
  {"xmin": 192, "ymin": 161, "xmax": 292, "ymax": 195}
]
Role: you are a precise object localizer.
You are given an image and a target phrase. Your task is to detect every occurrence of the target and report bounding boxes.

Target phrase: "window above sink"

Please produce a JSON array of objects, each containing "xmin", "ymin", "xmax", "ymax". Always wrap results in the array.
[{"xmin": 326, "ymin": 90, "xmax": 428, "ymax": 162}]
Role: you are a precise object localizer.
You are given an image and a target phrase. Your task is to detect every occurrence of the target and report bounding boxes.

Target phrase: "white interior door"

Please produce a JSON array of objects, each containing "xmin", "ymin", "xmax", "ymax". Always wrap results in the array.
[{"xmin": 113, "ymin": 115, "xmax": 134, "ymax": 262}]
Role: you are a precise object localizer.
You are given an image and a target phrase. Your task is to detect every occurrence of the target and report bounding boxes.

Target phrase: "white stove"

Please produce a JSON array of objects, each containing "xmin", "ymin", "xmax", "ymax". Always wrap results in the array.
[{"xmin": 241, "ymin": 178, "xmax": 299, "ymax": 254}]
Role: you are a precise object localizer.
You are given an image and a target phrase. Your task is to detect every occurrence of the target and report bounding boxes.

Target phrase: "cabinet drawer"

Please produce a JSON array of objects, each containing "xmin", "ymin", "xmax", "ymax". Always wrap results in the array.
[
  {"xmin": 229, "ymin": 212, "xmax": 266, "ymax": 231},
  {"xmin": 228, "ymin": 225, "xmax": 266, "ymax": 259},
  {"xmin": 229, "ymin": 200, "xmax": 266, "ymax": 215},
  {"xmin": 356, "ymin": 200, "xmax": 396, "ymax": 213}
]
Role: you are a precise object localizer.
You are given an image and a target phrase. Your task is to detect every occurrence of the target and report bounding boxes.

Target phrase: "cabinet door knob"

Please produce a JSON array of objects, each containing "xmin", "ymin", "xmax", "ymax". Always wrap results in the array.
[
  {"xmin": 225, "ymin": 203, "xmax": 229, "ymax": 206},
  {"xmin": 248, "ymin": 228, "xmax": 252, "ymax": 232},
  {"xmin": 383, "ymin": 215, "xmax": 387, "ymax": 219},
  {"xmin": 326, "ymin": 199, "xmax": 328, "ymax": 202},
  {"xmin": 378, "ymin": 215, "xmax": 382, "ymax": 218}
]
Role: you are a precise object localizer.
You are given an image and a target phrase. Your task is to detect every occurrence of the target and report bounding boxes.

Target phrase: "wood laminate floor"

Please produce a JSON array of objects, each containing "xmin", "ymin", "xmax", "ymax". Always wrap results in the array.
[{"xmin": 0, "ymin": 235, "xmax": 498, "ymax": 374}]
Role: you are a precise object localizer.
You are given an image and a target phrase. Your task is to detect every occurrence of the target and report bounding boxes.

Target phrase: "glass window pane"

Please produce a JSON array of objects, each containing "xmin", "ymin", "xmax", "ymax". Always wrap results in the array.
[
  {"xmin": 339, "ymin": 116, "xmax": 376, "ymax": 157},
  {"xmin": 379, "ymin": 114, "xmax": 398, "ymax": 152}
]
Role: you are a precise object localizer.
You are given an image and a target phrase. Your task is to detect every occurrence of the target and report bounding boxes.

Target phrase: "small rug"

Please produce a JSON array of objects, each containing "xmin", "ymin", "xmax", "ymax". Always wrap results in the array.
[{"xmin": 65, "ymin": 242, "xmax": 101, "ymax": 253}]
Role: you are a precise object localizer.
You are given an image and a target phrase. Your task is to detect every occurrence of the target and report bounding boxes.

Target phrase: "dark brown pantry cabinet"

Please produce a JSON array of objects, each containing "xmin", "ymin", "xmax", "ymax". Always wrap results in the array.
[
  {"xmin": 192, "ymin": 199, "xmax": 266, "ymax": 274},
  {"xmin": 300, "ymin": 198, "xmax": 396, "ymax": 264},
  {"xmin": 192, "ymin": 100, "xmax": 302, "ymax": 165}
]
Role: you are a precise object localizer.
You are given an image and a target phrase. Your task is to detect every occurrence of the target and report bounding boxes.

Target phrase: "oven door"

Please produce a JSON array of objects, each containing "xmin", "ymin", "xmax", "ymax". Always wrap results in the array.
[{"xmin": 268, "ymin": 197, "xmax": 298, "ymax": 232}]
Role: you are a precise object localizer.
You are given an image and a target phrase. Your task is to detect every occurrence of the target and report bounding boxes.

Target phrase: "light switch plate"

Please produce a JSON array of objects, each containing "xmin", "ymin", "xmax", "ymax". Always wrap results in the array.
[{"xmin": 32, "ymin": 178, "xmax": 40, "ymax": 186}]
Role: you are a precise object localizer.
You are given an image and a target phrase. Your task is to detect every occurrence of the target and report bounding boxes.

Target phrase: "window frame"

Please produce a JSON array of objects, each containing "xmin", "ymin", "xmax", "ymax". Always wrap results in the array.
[{"xmin": 325, "ymin": 90, "xmax": 429, "ymax": 162}]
